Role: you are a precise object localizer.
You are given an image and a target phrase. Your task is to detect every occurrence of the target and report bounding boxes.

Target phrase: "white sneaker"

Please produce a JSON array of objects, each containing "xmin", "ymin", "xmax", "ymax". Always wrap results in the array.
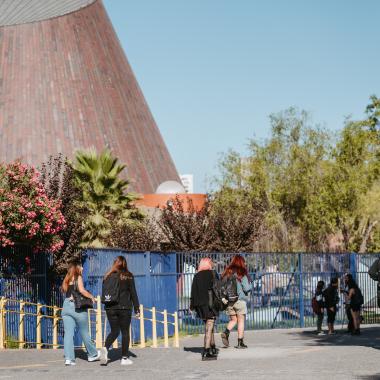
[
  {"xmin": 88, "ymin": 350, "xmax": 101, "ymax": 362},
  {"xmin": 120, "ymin": 357, "xmax": 133, "ymax": 366},
  {"xmin": 64, "ymin": 359, "xmax": 76, "ymax": 366},
  {"xmin": 100, "ymin": 347, "xmax": 109, "ymax": 365},
  {"xmin": 317, "ymin": 332, "xmax": 325, "ymax": 336}
]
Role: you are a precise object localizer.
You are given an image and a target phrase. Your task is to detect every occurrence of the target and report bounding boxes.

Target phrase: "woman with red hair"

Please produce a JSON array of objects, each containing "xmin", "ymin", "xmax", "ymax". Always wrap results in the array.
[
  {"xmin": 221, "ymin": 255, "xmax": 251, "ymax": 349},
  {"xmin": 190, "ymin": 257, "xmax": 219, "ymax": 361}
]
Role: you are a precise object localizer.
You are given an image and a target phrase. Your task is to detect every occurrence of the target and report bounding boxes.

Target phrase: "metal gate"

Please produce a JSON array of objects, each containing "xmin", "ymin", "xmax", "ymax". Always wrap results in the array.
[
  {"xmin": 1, "ymin": 248, "xmax": 380, "ymax": 337},
  {"xmin": 176, "ymin": 252, "xmax": 380, "ymax": 334}
]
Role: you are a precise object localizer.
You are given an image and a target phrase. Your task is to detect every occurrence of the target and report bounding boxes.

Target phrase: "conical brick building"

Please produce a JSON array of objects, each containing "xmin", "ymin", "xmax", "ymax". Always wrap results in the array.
[{"xmin": 0, "ymin": 0, "xmax": 179, "ymax": 193}]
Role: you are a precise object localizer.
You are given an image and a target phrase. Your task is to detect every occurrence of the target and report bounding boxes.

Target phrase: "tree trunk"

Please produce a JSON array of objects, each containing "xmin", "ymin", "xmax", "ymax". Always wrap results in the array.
[
  {"xmin": 359, "ymin": 220, "xmax": 378, "ymax": 254},
  {"xmin": 342, "ymin": 224, "xmax": 351, "ymax": 252}
]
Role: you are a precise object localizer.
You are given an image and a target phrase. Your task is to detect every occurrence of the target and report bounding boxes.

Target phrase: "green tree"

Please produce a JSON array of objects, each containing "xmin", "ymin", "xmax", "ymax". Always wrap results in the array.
[
  {"xmin": 216, "ymin": 98, "xmax": 380, "ymax": 252},
  {"xmin": 217, "ymin": 108, "xmax": 335, "ymax": 250},
  {"xmin": 72, "ymin": 149, "xmax": 142, "ymax": 248},
  {"xmin": 332, "ymin": 96, "xmax": 380, "ymax": 251}
]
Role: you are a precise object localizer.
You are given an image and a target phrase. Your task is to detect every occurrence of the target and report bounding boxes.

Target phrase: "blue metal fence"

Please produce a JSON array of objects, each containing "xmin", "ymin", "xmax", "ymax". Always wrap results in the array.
[
  {"xmin": 1, "ymin": 247, "xmax": 380, "ymax": 345},
  {"xmin": 175, "ymin": 252, "xmax": 380, "ymax": 334},
  {"xmin": 82, "ymin": 249, "xmax": 177, "ymax": 340}
]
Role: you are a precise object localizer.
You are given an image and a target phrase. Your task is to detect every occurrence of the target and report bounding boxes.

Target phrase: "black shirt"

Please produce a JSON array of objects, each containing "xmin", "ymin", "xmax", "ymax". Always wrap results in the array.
[
  {"xmin": 66, "ymin": 284, "xmax": 74, "ymax": 298},
  {"xmin": 323, "ymin": 285, "xmax": 339, "ymax": 308},
  {"xmin": 105, "ymin": 273, "xmax": 140, "ymax": 313}
]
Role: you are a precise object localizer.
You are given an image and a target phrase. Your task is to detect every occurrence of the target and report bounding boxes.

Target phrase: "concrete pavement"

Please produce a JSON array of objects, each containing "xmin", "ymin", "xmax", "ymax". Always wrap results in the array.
[{"xmin": 1, "ymin": 325, "xmax": 380, "ymax": 379}]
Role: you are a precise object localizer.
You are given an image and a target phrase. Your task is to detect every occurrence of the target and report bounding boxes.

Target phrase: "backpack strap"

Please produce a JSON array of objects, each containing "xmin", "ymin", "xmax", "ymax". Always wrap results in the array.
[{"xmin": 210, "ymin": 270, "xmax": 217, "ymax": 290}]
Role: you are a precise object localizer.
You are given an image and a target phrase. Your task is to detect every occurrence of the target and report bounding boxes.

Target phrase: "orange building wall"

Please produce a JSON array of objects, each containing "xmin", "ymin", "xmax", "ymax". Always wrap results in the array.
[{"xmin": 135, "ymin": 194, "xmax": 207, "ymax": 211}]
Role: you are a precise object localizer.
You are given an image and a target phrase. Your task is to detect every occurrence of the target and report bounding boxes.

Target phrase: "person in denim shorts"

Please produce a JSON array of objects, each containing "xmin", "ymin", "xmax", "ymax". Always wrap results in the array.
[{"xmin": 221, "ymin": 255, "xmax": 252, "ymax": 349}]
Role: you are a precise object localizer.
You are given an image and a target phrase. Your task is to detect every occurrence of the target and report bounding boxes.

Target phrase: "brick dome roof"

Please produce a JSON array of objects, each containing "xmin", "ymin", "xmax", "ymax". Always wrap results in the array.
[{"xmin": 0, "ymin": 0, "xmax": 179, "ymax": 193}]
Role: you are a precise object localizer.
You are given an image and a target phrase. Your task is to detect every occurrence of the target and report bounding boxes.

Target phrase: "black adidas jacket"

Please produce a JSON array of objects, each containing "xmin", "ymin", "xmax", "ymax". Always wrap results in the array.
[{"xmin": 105, "ymin": 273, "xmax": 140, "ymax": 313}]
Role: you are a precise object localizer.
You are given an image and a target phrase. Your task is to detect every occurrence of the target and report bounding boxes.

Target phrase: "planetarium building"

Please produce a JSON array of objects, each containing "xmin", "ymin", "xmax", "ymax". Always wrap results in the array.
[{"xmin": 0, "ymin": 0, "xmax": 179, "ymax": 193}]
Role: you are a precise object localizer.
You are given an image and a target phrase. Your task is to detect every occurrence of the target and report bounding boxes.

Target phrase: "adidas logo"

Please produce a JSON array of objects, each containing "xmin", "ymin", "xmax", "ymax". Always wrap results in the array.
[{"xmin": 105, "ymin": 294, "xmax": 112, "ymax": 302}]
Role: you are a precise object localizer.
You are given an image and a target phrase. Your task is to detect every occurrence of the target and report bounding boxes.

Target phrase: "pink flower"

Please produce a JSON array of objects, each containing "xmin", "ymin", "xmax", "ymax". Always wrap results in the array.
[
  {"xmin": 0, "ymin": 160, "xmax": 66, "ymax": 253},
  {"xmin": 26, "ymin": 211, "xmax": 37, "ymax": 219}
]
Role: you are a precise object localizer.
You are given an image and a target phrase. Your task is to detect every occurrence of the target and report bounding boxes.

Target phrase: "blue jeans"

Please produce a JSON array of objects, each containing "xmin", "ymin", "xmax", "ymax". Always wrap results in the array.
[{"xmin": 62, "ymin": 298, "xmax": 98, "ymax": 361}]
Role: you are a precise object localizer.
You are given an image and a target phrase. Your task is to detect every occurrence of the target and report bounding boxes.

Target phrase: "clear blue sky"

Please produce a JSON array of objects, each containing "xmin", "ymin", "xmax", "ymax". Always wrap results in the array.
[{"xmin": 103, "ymin": 0, "xmax": 380, "ymax": 193}]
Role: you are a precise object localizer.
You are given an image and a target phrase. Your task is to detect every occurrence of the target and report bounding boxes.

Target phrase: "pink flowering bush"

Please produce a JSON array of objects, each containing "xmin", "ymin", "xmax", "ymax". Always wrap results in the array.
[{"xmin": 0, "ymin": 161, "xmax": 66, "ymax": 252}]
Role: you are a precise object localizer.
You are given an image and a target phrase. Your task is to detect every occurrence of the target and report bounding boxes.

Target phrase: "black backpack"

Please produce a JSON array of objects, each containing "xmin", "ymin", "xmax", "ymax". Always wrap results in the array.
[
  {"xmin": 223, "ymin": 275, "xmax": 239, "ymax": 305},
  {"xmin": 101, "ymin": 273, "xmax": 120, "ymax": 306},
  {"xmin": 368, "ymin": 259, "xmax": 380, "ymax": 281},
  {"xmin": 209, "ymin": 272, "xmax": 229, "ymax": 312},
  {"xmin": 209, "ymin": 272, "xmax": 239, "ymax": 312},
  {"xmin": 352, "ymin": 287, "xmax": 364, "ymax": 307}
]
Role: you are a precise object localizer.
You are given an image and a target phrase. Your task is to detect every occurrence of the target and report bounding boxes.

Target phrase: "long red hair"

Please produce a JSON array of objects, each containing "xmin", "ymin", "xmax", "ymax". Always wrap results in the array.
[
  {"xmin": 222, "ymin": 255, "xmax": 250, "ymax": 281},
  {"xmin": 104, "ymin": 256, "xmax": 133, "ymax": 280},
  {"xmin": 62, "ymin": 263, "xmax": 82, "ymax": 292}
]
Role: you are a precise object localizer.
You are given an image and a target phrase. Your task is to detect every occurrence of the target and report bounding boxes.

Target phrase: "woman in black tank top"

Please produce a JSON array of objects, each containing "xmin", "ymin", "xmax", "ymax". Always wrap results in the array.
[
  {"xmin": 61, "ymin": 261, "xmax": 99, "ymax": 366},
  {"xmin": 65, "ymin": 284, "xmax": 74, "ymax": 298}
]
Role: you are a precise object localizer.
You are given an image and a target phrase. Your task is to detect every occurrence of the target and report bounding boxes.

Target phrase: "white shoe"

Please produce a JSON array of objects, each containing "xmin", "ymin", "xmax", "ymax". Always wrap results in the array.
[
  {"xmin": 317, "ymin": 332, "xmax": 325, "ymax": 336},
  {"xmin": 64, "ymin": 359, "xmax": 76, "ymax": 366},
  {"xmin": 120, "ymin": 357, "xmax": 133, "ymax": 366},
  {"xmin": 100, "ymin": 347, "xmax": 109, "ymax": 365},
  {"xmin": 88, "ymin": 350, "xmax": 101, "ymax": 362}
]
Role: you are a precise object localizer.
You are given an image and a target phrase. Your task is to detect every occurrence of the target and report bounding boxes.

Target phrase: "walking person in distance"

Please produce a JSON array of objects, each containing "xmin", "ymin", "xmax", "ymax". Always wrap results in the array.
[
  {"xmin": 341, "ymin": 273, "xmax": 354, "ymax": 333},
  {"xmin": 312, "ymin": 280, "xmax": 325, "ymax": 335},
  {"xmin": 61, "ymin": 260, "xmax": 100, "ymax": 366},
  {"xmin": 221, "ymin": 254, "xmax": 252, "ymax": 349},
  {"xmin": 323, "ymin": 277, "xmax": 340, "ymax": 335},
  {"xmin": 368, "ymin": 258, "xmax": 380, "ymax": 307},
  {"xmin": 190, "ymin": 257, "xmax": 219, "ymax": 361},
  {"xmin": 101, "ymin": 256, "xmax": 140, "ymax": 366}
]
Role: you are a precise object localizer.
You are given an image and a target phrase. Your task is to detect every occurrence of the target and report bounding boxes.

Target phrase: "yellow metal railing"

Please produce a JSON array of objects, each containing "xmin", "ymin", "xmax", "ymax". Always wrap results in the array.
[{"xmin": 0, "ymin": 296, "xmax": 179, "ymax": 350}]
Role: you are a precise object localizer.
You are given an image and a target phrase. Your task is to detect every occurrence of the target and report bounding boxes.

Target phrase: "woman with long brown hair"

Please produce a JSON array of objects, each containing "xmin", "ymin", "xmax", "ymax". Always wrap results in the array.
[
  {"xmin": 61, "ymin": 260, "xmax": 99, "ymax": 366},
  {"xmin": 221, "ymin": 254, "xmax": 251, "ymax": 349},
  {"xmin": 190, "ymin": 257, "xmax": 219, "ymax": 361},
  {"xmin": 100, "ymin": 256, "xmax": 140, "ymax": 366}
]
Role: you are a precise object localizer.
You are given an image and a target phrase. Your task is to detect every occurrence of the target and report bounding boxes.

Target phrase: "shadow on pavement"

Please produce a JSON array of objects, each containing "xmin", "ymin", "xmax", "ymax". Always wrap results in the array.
[
  {"xmin": 74, "ymin": 348, "xmax": 138, "ymax": 364},
  {"xmin": 183, "ymin": 347, "xmax": 203, "ymax": 354},
  {"xmin": 291, "ymin": 326, "xmax": 380, "ymax": 350},
  {"xmin": 358, "ymin": 374, "xmax": 380, "ymax": 380},
  {"xmin": 74, "ymin": 350, "xmax": 89, "ymax": 361},
  {"xmin": 107, "ymin": 349, "xmax": 138, "ymax": 364}
]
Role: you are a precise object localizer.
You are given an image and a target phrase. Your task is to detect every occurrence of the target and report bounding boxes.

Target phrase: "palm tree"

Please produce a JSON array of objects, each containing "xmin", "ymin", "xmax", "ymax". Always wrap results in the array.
[{"xmin": 72, "ymin": 149, "xmax": 142, "ymax": 247}]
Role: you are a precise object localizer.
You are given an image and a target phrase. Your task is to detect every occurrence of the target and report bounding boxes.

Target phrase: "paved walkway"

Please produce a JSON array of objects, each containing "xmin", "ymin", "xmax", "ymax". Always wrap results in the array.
[{"xmin": 1, "ymin": 325, "xmax": 380, "ymax": 379}]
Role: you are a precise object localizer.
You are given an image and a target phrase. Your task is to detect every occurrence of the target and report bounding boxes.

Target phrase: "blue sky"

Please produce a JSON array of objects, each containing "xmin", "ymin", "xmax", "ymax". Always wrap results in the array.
[{"xmin": 103, "ymin": 0, "xmax": 380, "ymax": 193}]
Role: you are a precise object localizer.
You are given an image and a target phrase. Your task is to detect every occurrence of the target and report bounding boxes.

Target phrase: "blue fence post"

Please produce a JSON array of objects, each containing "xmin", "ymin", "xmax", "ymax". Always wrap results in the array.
[
  {"xmin": 81, "ymin": 250, "xmax": 91, "ymax": 288},
  {"xmin": 144, "ymin": 252, "xmax": 152, "ymax": 308},
  {"xmin": 298, "ymin": 253, "xmax": 304, "ymax": 328},
  {"xmin": 349, "ymin": 253, "xmax": 357, "ymax": 281}
]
